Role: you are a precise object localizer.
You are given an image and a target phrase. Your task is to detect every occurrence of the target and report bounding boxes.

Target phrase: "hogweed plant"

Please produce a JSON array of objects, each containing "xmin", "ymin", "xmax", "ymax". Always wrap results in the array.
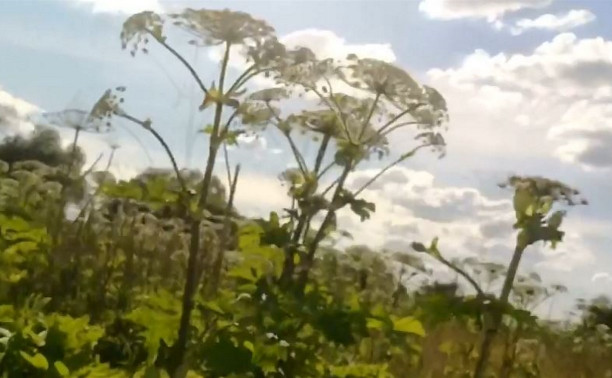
[
  {"xmin": 102, "ymin": 7, "xmax": 450, "ymax": 375},
  {"xmin": 114, "ymin": 8, "xmax": 352, "ymax": 375},
  {"xmin": 240, "ymin": 54, "xmax": 448, "ymax": 292},
  {"xmin": 3, "ymin": 6, "xmax": 606, "ymax": 378},
  {"xmin": 472, "ymin": 176, "xmax": 587, "ymax": 378}
]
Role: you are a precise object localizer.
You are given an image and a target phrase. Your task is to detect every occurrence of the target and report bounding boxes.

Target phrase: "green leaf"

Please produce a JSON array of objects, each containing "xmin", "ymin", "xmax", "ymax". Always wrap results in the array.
[
  {"xmin": 200, "ymin": 124, "xmax": 215, "ymax": 134},
  {"xmin": 202, "ymin": 301, "xmax": 225, "ymax": 315},
  {"xmin": 513, "ymin": 188, "xmax": 533, "ymax": 216},
  {"xmin": 200, "ymin": 88, "xmax": 222, "ymax": 110},
  {"xmin": 20, "ymin": 352, "xmax": 48, "ymax": 370},
  {"xmin": 548, "ymin": 210, "xmax": 564, "ymax": 229},
  {"xmin": 392, "ymin": 316, "xmax": 425, "ymax": 336},
  {"xmin": 201, "ymin": 336, "xmax": 252, "ymax": 376},
  {"xmin": 243, "ymin": 340, "xmax": 254, "ymax": 353},
  {"xmin": 366, "ymin": 318, "xmax": 384, "ymax": 330},
  {"xmin": 54, "ymin": 361, "xmax": 69, "ymax": 376}
]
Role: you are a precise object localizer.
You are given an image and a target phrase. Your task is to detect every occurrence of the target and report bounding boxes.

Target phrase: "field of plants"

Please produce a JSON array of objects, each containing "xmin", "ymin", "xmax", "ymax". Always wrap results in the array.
[{"xmin": 1, "ymin": 7, "xmax": 612, "ymax": 378}]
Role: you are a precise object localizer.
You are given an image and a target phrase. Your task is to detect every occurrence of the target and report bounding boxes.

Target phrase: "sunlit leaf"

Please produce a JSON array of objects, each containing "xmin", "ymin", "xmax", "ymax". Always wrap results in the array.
[
  {"xmin": 19, "ymin": 352, "xmax": 48, "ymax": 370},
  {"xmin": 392, "ymin": 316, "xmax": 425, "ymax": 336}
]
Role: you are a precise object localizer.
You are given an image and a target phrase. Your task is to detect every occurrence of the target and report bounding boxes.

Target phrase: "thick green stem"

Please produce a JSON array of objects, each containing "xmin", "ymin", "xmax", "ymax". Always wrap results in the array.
[
  {"xmin": 171, "ymin": 41, "xmax": 232, "ymax": 378},
  {"xmin": 473, "ymin": 244, "xmax": 525, "ymax": 378},
  {"xmin": 209, "ymin": 164, "xmax": 240, "ymax": 296},
  {"xmin": 279, "ymin": 134, "xmax": 332, "ymax": 285},
  {"xmin": 296, "ymin": 163, "xmax": 352, "ymax": 291},
  {"xmin": 314, "ymin": 134, "xmax": 331, "ymax": 174}
]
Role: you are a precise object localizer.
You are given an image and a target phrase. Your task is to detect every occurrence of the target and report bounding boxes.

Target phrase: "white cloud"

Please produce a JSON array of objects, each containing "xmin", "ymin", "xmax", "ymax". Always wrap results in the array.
[
  {"xmin": 0, "ymin": 86, "xmax": 159, "ymax": 182},
  {"xmin": 210, "ymin": 28, "xmax": 396, "ymax": 67},
  {"xmin": 236, "ymin": 134, "xmax": 268, "ymax": 151},
  {"xmin": 331, "ymin": 166, "xmax": 598, "ymax": 286},
  {"xmin": 281, "ymin": 29, "xmax": 396, "ymax": 63},
  {"xmin": 548, "ymin": 100, "xmax": 612, "ymax": 169},
  {"xmin": 427, "ymin": 32, "xmax": 612, "ymax": 169},
  {"xmin": 419, "ymin": 0, "xmax": 552, "ymax": 22},
  {"xmin": 72, "ymin": 0, "xmax": 162, "ymax": 14},
  {"xmin": 233, "ymin": 172, "xmax": 290, "ymax": 217},
  {"xmin": 592, "ymin": 272, "xmax": 612, "ymax": 283},
  {"xmin": 535, "ymin": 231, "xmax": 596, "ymax": 272},
  {"xmin": 339, "ymin": 167, "xmax": 513, "ymax": 259},
  {"xmin": 511, "ymin": 9, "xmax": 596, "ymax": 35},
  {"xmin": 0, "ymin": 88, "xmax": 39, "ymax": 134}
]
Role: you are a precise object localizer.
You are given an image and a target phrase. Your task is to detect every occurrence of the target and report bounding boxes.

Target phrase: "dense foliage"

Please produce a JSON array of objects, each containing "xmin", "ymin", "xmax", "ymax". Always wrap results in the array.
[{"xmin": 1, "ymin": 8, "xmax": 611, "ymax": 378}]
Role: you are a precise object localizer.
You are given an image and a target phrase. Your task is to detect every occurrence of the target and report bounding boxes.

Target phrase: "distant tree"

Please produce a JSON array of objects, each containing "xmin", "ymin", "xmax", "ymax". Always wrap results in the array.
[
  {"xmin": 578, "ymin": 296, "xmax": 612, "ymax": 330},
  {"xmin": 0, "ymin": 126, "xmax": 84, "ymax": 170}
]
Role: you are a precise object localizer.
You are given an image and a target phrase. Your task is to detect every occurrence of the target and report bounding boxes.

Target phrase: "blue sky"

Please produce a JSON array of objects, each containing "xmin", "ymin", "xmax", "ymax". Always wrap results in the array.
[{"xmin": 2, "ymin": 0, "xmax": 612, "ymax": 318}]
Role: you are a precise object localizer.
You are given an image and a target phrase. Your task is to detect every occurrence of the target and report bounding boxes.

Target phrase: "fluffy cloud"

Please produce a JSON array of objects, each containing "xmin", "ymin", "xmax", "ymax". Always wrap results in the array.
[
  {"xmin": 232, "ymin": 172, "xmax": 289, "ymax": 217},
  {"xmin": 419, "ymin": 0, "xmax": 552, "ymax": 22},
  {"xmin": 592, "ymin": 272, "xmax": 612, "ymax": 283},
  {"xmin": 0, "ymin": 88, "xmax": 39, "ymax": 133},
  {"xmin": 72, "ymin": 0, "xmax": 162, "ymax": 14},
  {"xmin": 280, "ymin": 29, "xmax": 396, "ymax": 63},
  {"xmin": 340, "ymin": 167, "xmax": 513, "ymax": 257},
  {"xmin": 210, "ymin": 28, "xmax": 396, "ymax": 67},
  {"xmin": 330, "ymin": 166, "xmax": 598, "ymax": 284},
  {"xmin": 427, "ymin": 32, "xmax": 612, "ymax": 169},
  {"xmin": 0, "ymin": 86, "xmax": 158, "ymax": 181},
  {"xmin": 511, "ymin": 9, "xmax": 596, "ymax": 35},
  {"xmin": 535, "ymin": 231, "xmax": 596, "ymax": 272}
]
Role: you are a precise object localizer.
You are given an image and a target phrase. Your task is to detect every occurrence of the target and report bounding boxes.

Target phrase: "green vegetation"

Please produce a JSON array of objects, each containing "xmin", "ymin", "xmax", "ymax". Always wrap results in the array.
[{"xmin": 0, "ymin": 8, "xmax": 611, "ymax": 378}]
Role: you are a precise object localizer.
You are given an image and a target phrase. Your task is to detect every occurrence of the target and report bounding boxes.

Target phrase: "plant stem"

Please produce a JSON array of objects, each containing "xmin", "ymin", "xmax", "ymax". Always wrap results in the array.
[
  {"xmin": 118, "ymin": 113, "xmax": 187, "ymax": 194},
  {"xmin": 473, "ymin": 244, "xmax": 526, "ymax": 378},
  {"xmin": 149, "ymin": 30, "xmax": 208, "ymax": 96},
  {"xmin": 296, "ymin": 163, "xmax": 352, "ymax": 291},
  {"xmin": 433, "ymin": 253, "xmax": 485, "ymax": 298},
  {"xmin": 358, "ymin": 92, "xmax": 380, "ymax": 141},
  {"xmin": 172, "ymin": 41, "xmax": 232, "ymax": 378},
  {"xmin": 354, "ymin": 143, "xmax": 430, "ymax": 197},
  {"xmin": 209, "ymin": 164, "xmax": 240, "ymax": 296},
  {"xmin": 279, "ymin": 134, "xmax": 331, "ymax": 285},
  {"xmin": 314, "ymin": 134, "xmax": 331, "ymax": 174}
]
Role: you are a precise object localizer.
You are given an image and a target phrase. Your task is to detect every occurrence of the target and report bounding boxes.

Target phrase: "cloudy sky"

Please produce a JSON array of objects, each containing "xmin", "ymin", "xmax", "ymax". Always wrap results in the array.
[{"xmin": 1, "ymin": 0, "xmax": 612, "ymax": 318}]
